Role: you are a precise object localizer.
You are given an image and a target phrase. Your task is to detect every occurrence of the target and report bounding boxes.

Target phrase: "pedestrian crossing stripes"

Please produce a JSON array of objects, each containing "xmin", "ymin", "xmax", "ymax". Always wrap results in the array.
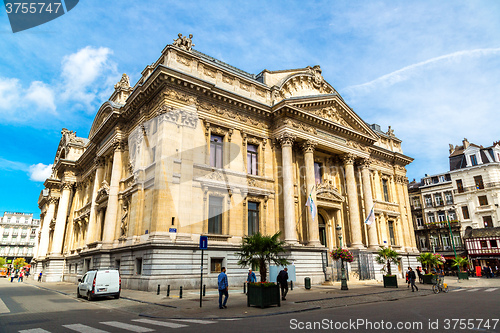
[
  {"xmin": 484, "ymin": 288, "xmax": 498, "ymax": 292},
  {"xmin": 19, "ymin": 318, "xmax": 218, "ymax": 333},
  {"xmin": 451, "ymin": 287, "xmax": 499, "ymax": 292},
  {"xmin": 467, "ymin": 288, "xmax": 481, "ymax": 292},
  {"xmin": 451, "ymin": 288, "xmax": 465, "ymax": 292},
  {"xmin": 0, "ymin": 297, "xmax": 10, "ymax": 314}
]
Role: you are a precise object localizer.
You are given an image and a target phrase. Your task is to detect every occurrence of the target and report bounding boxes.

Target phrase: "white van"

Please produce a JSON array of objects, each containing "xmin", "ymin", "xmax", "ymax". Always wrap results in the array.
[{"xmin": 77, "ymin": 269, "xmax": 121, "ymax": 300}]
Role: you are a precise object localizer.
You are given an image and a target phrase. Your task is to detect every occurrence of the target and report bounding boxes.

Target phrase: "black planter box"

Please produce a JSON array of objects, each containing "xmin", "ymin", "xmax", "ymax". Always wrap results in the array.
[
  {"xmin": 383, "ymin": 275, "xmax": 398, "ymax": 288},
  {"xmin": 247, "ymin": 283, "xmax": 281, "ymax": 308}
]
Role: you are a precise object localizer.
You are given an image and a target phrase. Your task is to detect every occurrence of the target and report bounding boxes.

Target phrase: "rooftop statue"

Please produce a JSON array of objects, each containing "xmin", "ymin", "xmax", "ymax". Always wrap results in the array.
[{"xmin": 173, "ymin": 33, "xmax": 195, "ymax": 51}]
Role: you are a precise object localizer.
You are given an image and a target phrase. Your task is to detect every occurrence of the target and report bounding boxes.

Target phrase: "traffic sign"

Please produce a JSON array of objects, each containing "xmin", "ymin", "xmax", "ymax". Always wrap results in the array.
[{"xmin": 199, "ymin": 236, "xmax": 208, "ymax": 250}]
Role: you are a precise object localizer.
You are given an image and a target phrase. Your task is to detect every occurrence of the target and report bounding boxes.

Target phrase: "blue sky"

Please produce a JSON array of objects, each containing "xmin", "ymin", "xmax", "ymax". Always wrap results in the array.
[{"xmin": 1, "ymin": 1, "xmax": 500, "ymax": 218}]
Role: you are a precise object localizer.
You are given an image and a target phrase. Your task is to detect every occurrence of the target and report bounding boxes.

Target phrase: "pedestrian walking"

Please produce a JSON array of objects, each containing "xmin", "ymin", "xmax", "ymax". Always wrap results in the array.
[
  {"xmin": 18, "ymin": 270, "xmax": 24, "ymax": 282},
  {"xmin": 408, "ymin": 267, "xmax": 418, "ymax": 292},
  {"xmin": 405, "ymin": 267, "xmax": 411, "ymax": 288},
  {"xmin": 218, "ymin": 267, "xmax": 228, "ymax": 309},
  {"xmin": 10, "ymin": 271, "xmax": 16, "ymax": 283},
  {"xmin": 247, "ymin": 269, "xmax": 256, "ymax": 283},
  {"xmin": 277, "ymin": 267, "xmax": 289, "ymax": 300},
  {"xmin": 38, "ymin": 271, "xmax": 42, "ymax": 282},
  {"xmin": 416, "ymin": 266, "xmax": 423, "ymax": 284}
]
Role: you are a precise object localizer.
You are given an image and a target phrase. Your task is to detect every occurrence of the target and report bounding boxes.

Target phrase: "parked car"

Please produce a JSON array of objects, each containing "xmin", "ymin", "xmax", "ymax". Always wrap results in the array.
[{"xmin": 77, "ymin": 269, "xmax": 120, "ymax": 301}]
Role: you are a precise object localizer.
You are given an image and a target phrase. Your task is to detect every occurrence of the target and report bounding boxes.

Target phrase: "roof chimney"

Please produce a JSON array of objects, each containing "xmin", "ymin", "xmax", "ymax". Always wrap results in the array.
[
  {"xmin": 449, "ymin": 144, "xmax": 455, "ymax": 154},
  {"xmin": 462, "ymin": 138, "xmax": 470, "ymax": 149}
]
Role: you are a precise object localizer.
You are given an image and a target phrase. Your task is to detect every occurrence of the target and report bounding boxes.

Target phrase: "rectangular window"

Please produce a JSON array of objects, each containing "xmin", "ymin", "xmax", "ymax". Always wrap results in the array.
[
  {"xmin": 210, "ymin": 135, "xmax": 224, "ymax": 168},
  {"xmin": 428, "ymin": 213, "xmax": 436, "ymax": 223},
  {"xmin": 151, "ymin": 146, "xmax": 156, "ymax": 163},
  {"xmin": 439, "ymin": 175, "xmax": 445, "ymax": 182},
  {"xmin": 208, "ymin": 196, "xmax": 223, "ymax": 234},
  {"xmin": 445, "ymin": 192, "xmax": 453, "ymax": 205},
  {"xmin": 135, "ymin": 258, "xmax": 142, "ymax": 275},
  {"xmin": 419, "ymin": 237, "xmax": 427, "ymax": 249},
  {"xmin": 480, "ymin": 240, "xmax": 488, "ymax": 248},
  {"xmin": 470, "ymin": 154, "xmax": 478, "ymax": 166},
  {"xmin": 412, "ymin": 197, "xmax": 421, "ymax": 208},
  {"xmin": 478, "ymin": 195, "xmax": 488, "ymax": 206},
  {"xmin": 247, "ymin": 144, "xmax": 258, "ymax": 176},
  {"xmin": 435, "ymin": 194, "xmax": 443, "ymax": 206},
  {"xmin": 210, "ymin": 258, "xmax": 223, "ymax": 273},
  {"xmin": 456, "ymin": 179, "xmax": 464, "ymax": 193},
  {"xmin": 490, "ymin": 240, "xmax": 498, "ymax": 248},
  {"xmin": 430, "ymin": 236, "xmax": 438, "ymax": 248},
  {"xmin": 115, "ymin": 259, "xmax": 120, "ymax": 271},
  {"xmin": 388, "ymin": 221, "xmax": 395, "ymax": 245},
  {"xmin": 474, "ymin": 175, "xmax": 484, "ymax": 190},
  {"xmin": 314, "ymin": 162, "xmax": 323, "ymax": 184},
  {"xmin": 441, "ymin": 235, "xmax": 450, "ymax": 248},
  {"xmin": 247, "ymin": 202, "xmax": 259, "ymax": 235},
  {"xmin": 438, "ymin": 212, "xmax": 446, "ymax": 222},
  {"xmin": 448, "ymin": 210, "xmax": 456, "ymax": 221},
  {"xmin": 483, "ymin": 216, "xmax": 493, "ymax": 228},
  {"xmin": 461, "ymin": 206, "xmax": 470, "ymax": 219},
  {"xmin": 382, "ymin": 179, "xmax": 389, "ymax": 202},
  {"xmin": 416, "ymin": 217, "xmax": 423, "ymax": 227},
  {"xmin": 452, "ymin": 234, "xmax": 462, "ymax": 247},
  {"xmin": 425, "ymin": 195, "xmax": 433, "ymax": 208}
]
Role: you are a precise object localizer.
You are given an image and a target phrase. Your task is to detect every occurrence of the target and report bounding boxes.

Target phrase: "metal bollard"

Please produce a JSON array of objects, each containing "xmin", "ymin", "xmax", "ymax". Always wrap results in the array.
[
  {"xmin": 180, "ymin": 286, "xmax": 183, "ymax": 299},
  {"xmin": 157, "ymin": 284, "xmax": 160, "ymax": 295},
  {"xmin": 167, "ymin": 285, "xmax": 170, "ymax": 297},
  {"xmin": 203, "ymin": 284, "xmax": 206, "ymax": 297},
  {"xmin": 290, "ymin": 280, "xmax": 293, "ymax": 290},
  {"xmin": 243, "ymin": 282, "xmax": 246, "ymax": 294}
]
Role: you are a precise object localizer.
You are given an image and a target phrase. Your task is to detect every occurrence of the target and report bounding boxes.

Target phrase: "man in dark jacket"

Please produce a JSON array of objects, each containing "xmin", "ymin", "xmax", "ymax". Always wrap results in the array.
[
  {"xmin": 408, "ymin": 267, "xmax": 418, "ymax": 292},
  {"xmin": 277, "ymin": 267, "xmax": 289, "ymax": 300}
]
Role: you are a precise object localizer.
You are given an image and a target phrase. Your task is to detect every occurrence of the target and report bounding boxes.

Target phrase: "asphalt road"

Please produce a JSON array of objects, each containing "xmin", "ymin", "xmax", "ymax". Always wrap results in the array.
[{"xmin": 0, "ymin": 278, "xmax": 498, "ymax": 333}]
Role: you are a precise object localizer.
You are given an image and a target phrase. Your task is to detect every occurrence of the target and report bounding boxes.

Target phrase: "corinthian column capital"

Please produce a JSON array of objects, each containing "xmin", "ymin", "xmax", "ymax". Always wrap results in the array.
[
  {"xmin": 301, "ymin": 140, "xmax": 317, "ymax": 153},
  {"xmin": 277, "ymin": 132, "xmax": 295, "ymax": 148},
  {"xmin": 95, "ymin": 156, "xmax": 106, "ymax": 168},
  {"xmin": 342, "ymin": 153, "xmax": 356, "ymax": 166},
  {"xmin": 113, "ymin": 139, "xmax": 126, "ymax": 152},
  {"xmin": 360, "ymin": 158, "xmax": 372, "ymax": 170},
  {"xmin": 60, "ymin": 181, "xmax": 72, "ymax": 190}
]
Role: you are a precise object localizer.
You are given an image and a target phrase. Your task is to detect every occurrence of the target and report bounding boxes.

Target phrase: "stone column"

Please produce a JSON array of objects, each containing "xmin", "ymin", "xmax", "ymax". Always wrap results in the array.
[
  {"xmin": 395, "ymin": 175, "xmax": 412, "ymax": 251},
  {"xmin": 86, "ymin": 157, "xmax": 105, "ymax": 244},
  {"xmin": 342, "ymin": 154, "xmax": 364, "ymax": 249},
  {"xmin": 103, "ymin": 140, "xmax": 124, "ymax": 244},
  {"xmin": 302, "ymin": 140, "xmax": 321, "ymax": 246},
  {"xmin": 38, "ymin": 197, "xmax": 57, "ymax": 257},
  {"xmin": 50, "ymin": 183, "xmax": 72, "ymax": 255},
  {"xmin": 360, "ymin": 159, "xmax": 378, "ymax": 250},
  {"xmin": 278, "ymin": 133, "xmax": 298, "ymax": 244}
]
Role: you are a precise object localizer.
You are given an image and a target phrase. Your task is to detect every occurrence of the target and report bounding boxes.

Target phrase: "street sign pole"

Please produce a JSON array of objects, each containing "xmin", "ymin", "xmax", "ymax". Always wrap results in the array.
[
  {"xmin": 200, "ymin": 248, "xmax": 203, "ymax": 308},
  {"xmin": 199, "ymin": 236, "xmax": 208, "ymax": 308}
]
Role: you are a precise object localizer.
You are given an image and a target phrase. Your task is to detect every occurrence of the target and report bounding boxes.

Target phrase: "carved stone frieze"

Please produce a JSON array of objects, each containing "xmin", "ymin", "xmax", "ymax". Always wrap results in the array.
[
  {"xmin": 157, "ymin": 107, "xmax": 198, "ymax": 129},
  {"xmin": 308, "ymin": 106, "xmax": 352, "ymax": 128},
  {"xmin": 346, "ymin": 140, "xmax": 370, "ymax": 153},
  {"xmin": 164, "ymin": 89, "xmax": 196, "ymax": 105},
  {"xmin": 277, "ymin": 118, "xmax": 317, "ymax": 135},
  {"xmin": 197, "ymin": 101, "xmax": 269, "ymax": 129}
]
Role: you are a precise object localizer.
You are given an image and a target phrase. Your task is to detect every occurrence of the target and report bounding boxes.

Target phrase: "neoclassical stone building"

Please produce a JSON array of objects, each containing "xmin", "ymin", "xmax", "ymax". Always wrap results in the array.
[{"xmin": 33, "ymin": 35, "xmax": 417, "ymax": 289}]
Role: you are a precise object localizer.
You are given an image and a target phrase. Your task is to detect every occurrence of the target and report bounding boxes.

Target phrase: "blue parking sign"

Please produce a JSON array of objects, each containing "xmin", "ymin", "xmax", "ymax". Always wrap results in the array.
[{"xmin": 199, "ymin": 236, "xmax": 208, "ymax": 250}]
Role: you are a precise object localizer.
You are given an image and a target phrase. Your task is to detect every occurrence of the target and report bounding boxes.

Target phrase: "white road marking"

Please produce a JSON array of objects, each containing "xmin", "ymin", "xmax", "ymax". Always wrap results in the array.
[
  {"xmin": 132, "ymin": 319, "xmax": 187, "ymax": 328},
  {"xmin": 18, "ymin": 329, "xmax": 52, "ymax": 333},
  {"xmin": 101, "ymin": 321, "xmax": 155, "ymax": 332},
  {"xmin": 451, "ymin": 288, "xmax": 465, "ymax": 292},
  {"xmin": 0, "ymin": 297, "xmax": 10, "ymax": 314},
  {"xmin": 173, "ymin": 319, "xmax": 216, "ymax": 324},
  {"xmin": 63, "ymin": 324, "xmax": 110, "ymax": 333},
  {"xmin": 484, "ymin": 288, "xmax": 498, "ymax": 292},
  {"xmin": 466, "ymin": 288, "xmax": 480, "ymax": 292}
]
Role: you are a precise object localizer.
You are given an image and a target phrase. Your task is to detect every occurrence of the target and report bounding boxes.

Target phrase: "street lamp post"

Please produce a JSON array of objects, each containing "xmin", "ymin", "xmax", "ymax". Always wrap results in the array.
[{"xmin": 336, "ymin": 224, "xmax": 348, "ymax": 290}]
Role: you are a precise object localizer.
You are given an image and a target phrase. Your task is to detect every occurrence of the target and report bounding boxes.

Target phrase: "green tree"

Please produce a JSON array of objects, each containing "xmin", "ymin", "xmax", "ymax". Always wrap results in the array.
[
  {"xmin": 451, "ymin": 256, "xmax": 469, "ymax": 272},
  {"xmin": 417, "ymin": 252, "xmax": 437, "ymax": 273},
  {"xmin": 0, "ymin": 257, "xmax": 6, "ymax": 267},
  {"xmin": 375, "ymin": 247, "xmax": 400, "ymax": 276},
  {"xmin": 236, "ymin": 232, "xmax": 290, "ymax": 282},
  {"xmin": 12, "ymin": 258, "xmax": 26, "ymax": 270}
]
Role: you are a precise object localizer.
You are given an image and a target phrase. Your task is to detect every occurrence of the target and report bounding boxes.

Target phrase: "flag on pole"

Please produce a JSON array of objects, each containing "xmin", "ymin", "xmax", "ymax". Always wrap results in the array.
[
  {"xmin": 306, "ymin": 193, "xmax": 317, "ymax": 221},
  {"xmin": 364, "ymin": 205, "xmax": 375, "ymax": 225}
]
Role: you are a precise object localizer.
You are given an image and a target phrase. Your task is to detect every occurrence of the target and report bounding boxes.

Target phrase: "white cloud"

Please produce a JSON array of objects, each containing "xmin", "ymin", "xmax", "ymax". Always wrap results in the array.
[
  {"xmin": 0, "ymin": 157, "xmax": 28, "ymax": 172},
  {"xmin": 28, "ymin": 163, "xmax": 53, "ymax": 182},
  {"xmin": 0, "ymin": 77, "xmax": 22, "ymax": 110},
  {"xmin": 25, "ymin": 81, "xmax": 56, "ymax": 112},
  {"xmin": 61, "ymin": 46, "xmax": 118, "ymax": 107}
]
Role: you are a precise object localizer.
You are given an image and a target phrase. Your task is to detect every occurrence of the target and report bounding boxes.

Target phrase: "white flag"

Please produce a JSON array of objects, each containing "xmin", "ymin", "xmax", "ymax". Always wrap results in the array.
[
  {"xmin": 364, "ymin": 205, "xmax": 375, "ymax": 225},
  {"xmin": 306, "ymin": 194, "xmax": 317, "ymax": 221}
]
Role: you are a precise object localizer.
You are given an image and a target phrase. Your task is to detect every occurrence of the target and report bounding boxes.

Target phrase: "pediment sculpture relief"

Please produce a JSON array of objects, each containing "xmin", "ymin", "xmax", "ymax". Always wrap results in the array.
[{"xmin": 308, "ymin": 106, "xmax": 352, "ymax": 129}]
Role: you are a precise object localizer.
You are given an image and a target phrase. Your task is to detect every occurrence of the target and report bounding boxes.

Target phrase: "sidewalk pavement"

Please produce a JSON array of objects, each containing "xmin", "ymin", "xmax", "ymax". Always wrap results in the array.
[{"xmin": 24, "ymin": 276, "xmax": 500, "ymax": 320}]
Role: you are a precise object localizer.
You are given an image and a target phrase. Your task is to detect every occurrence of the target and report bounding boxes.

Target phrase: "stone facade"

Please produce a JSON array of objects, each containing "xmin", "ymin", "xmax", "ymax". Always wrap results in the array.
[{"xmin": 33, "ymin": 36, "xmax": 417, "ymax": 288}]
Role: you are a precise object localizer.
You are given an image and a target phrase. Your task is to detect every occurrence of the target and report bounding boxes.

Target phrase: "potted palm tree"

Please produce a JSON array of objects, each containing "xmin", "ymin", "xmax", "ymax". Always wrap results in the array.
[
  {"xmin": 375, "ymin": 247, "xmax": 400, "ymax": 288},
  {"xmin": 236, "ymin": 231, "xmax": 290, "ymax": 308},
  {"xmin": 417, "ymin": 252, "xmax": 438, "ymax": 284},
  {"xmin": 452, "ymin": 257, "xmax": 470, "ymax": 280}
]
